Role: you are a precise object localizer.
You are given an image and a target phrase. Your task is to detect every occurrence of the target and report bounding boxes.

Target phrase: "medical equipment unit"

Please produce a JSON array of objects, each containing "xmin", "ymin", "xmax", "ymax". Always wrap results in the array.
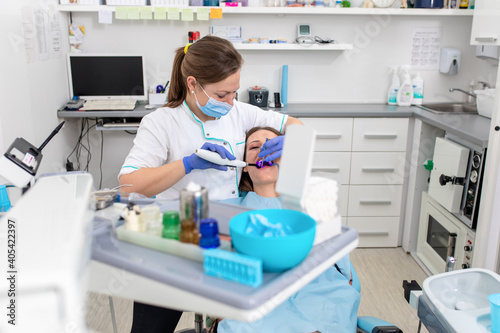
[
  {"xmin": 417, "ymin": 192, "xmax": 475, "ymax": 276},
  {"xmin": 417, "ymin": 135, "xmax": 485, "ymax": 275},
  {"xmin": 0, "ymin": 173, "xmax": 94, "ymax": 333},
  {"xmin": 0, "ymin": 121, "xmax": 65, "ymax": 188},
  {"xmin": 428, "ymin": 135, "xmax": 486, "ymax": 229}
]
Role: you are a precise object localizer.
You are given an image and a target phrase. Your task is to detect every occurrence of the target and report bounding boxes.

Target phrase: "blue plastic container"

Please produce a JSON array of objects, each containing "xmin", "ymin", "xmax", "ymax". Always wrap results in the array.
[
  {"xmin": 199, "ymin": 218, "xmax": 220, "ymax": 249},
  {"xmin": 0, "ymin": 185, "xmax": 11, "ymax": 212},
  {"xmin": 415, "ymin": 0, "xmax": 443, "ymax": 8},
  {"xmin": 204, "ymin": 249, "xmax": 262, "ymax": 287},
  {"xmin": 229, "ymin": 209, "xmax": 316, "ymax": 273},
  {"xmin": 490, "ymin": 293, "xmax": 500, "ymax": 333}
]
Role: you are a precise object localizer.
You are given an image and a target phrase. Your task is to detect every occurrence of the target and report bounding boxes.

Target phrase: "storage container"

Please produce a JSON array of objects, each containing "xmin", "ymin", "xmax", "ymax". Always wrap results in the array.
[
  {"xmin": 475, "ymin": 88, "xmax": 496, "ymax": 119},
  {"xmin": 61, "ymin": 0, "xmax": 104, "ymax": 4},
  {"xmin": 106, "ymin": 0, "xmax": 148, "ymax": 5},
  {"xmin": 151, "ymin": 0, "xmax": 190, "ymax": 5}
]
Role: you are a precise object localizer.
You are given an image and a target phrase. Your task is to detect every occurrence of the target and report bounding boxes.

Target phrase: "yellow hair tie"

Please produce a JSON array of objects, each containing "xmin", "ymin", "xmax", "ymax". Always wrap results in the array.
[{"xmin": 184, "ymin": 43, "xmax": 192, "ymax": 54}]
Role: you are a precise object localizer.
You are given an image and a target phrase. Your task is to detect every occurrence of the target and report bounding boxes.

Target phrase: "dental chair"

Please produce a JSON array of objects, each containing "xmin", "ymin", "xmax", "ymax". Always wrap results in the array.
[{"xmin": 176, "ymin": 262, "xmax": 404, "ymax": 333}]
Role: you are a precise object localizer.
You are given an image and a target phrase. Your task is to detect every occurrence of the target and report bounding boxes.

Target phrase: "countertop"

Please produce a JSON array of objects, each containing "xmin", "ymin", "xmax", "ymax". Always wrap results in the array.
[{"xmin": 57, "ymin": 103, "xmax": 492, "ymax": 148}]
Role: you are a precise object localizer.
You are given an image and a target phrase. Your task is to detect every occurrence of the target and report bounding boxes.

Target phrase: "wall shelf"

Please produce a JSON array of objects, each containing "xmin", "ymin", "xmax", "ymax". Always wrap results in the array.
[
  {"xmin": 58, "ymin": 5, "xmax": 474, "ymax": 16},
  {"xmin": 233, "ymin": 43, "xmax": 352, "ymax": 50}
]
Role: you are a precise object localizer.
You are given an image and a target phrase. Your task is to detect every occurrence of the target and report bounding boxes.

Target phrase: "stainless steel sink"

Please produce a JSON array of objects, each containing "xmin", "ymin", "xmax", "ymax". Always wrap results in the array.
[{"xmin": 417, "ymin": 103, "xmax": 478, "ymax": 114}]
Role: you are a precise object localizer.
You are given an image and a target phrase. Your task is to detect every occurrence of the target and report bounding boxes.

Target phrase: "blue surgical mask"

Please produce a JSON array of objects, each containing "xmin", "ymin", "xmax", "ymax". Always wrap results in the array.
[{"xmin": 194, "ymin": 84, "xmax": 233, "ymax": 118}]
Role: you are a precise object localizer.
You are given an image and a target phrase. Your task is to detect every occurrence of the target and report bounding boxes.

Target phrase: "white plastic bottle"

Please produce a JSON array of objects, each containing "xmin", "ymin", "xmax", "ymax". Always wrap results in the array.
[
  {"xmin": 397, "ymin": 65, "xmax": 413, "ymax": 106},
  {"xmin": 387, "ymin": 66, "xmax": 400, "ymax": 105},
  {"xmin": 411, "ymin": 72, "xmax": 424, "ymax": 106}
]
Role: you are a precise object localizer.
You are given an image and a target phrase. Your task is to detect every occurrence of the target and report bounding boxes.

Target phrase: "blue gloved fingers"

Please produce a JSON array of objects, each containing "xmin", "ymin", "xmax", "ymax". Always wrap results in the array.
[
  {"xmin": 262, "ymin": 151, "xmax": 282, "ymax": 163},
  {"xmin": 258, "ymin": 136, "xmax": 285, "ymax": 160},
  {"xmin": 200, "ymin": 142, "xmax": 236, "ymax": 160},
  {"xmin": 211, "ymin": 144, "xmax": 236, "ymax": 160}
]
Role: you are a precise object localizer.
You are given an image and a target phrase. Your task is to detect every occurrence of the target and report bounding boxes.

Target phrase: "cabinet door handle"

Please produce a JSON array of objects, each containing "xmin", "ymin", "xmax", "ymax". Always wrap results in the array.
[
  {"xmin": 364, "ymin": 133, "xmax": 398, "ymax": 139},
  {"xmin": 359, "ymin": 231, "xmax": 390, "ymax": 236},
  {"xmin": 312, "ymin": 167, "xmax": 340, "ymax": 173},
  {"xmin": 359, "ymin": 200, "xmax": 392, "ymax": 205},
  {"xmin": 361, "ymin": 167, "xmax": 395, "ymax": 173},
  {"xmin": 317, "ymin": 134, "xmax": 342, "ymax": 140},
  {"xmin": 475, "ymin": 37, "xmax": 497, "ymax": 43}
]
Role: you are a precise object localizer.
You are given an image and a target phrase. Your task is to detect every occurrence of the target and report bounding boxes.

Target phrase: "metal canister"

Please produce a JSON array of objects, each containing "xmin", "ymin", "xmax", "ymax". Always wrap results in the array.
[{"xmin": 179, "ymin": 182, "xmax": 208, "ymax": 230}]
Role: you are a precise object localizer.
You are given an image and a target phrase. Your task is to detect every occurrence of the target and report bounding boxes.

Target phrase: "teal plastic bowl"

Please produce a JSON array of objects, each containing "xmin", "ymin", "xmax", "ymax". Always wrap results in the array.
[{"xmin": 229, "ymin": 209, "xmax": 316, "ymax": 273}]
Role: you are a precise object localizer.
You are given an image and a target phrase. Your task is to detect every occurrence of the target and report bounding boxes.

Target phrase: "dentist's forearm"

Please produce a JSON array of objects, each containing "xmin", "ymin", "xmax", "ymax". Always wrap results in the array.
[{"xmin": 119, "ymin": 159, "xmax": 186, "ymax": 198}]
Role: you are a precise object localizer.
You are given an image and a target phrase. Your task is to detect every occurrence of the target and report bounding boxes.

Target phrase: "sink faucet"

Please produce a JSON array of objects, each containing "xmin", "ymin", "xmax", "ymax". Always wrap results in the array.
[
  {"xmin": 449, "ymin": 88, "xmax": 477, "ymax": 98},
  {"xmin": 446, "ymin": 256, "xmax": 456, "ymax": 272}
]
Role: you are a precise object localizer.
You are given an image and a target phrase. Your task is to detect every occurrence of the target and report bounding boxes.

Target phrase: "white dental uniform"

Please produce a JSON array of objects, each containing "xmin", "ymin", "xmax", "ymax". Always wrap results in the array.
[{"xmin": 119, "ymin": 101, "xmax": 287, "ymax": 200}]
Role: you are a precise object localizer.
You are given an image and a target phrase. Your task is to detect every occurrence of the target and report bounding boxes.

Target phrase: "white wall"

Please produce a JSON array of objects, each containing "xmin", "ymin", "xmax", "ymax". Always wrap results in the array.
[
  {"xmin": 67, "ymin": 11, "xmax": 497, "ymax": 189},
  {"xmin": 0, "ymin": 0, "xmax": 77, "ymax": 196},
  {"xmin": 4, "ymin": 7, "xmax": 496, "ymax": 190}
]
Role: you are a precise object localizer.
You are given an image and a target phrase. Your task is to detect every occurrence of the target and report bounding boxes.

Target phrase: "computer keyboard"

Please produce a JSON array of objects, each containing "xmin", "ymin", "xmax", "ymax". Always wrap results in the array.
[{"xmin": 81, "ymin": 99, "xmax": 137, "ymax": 111}]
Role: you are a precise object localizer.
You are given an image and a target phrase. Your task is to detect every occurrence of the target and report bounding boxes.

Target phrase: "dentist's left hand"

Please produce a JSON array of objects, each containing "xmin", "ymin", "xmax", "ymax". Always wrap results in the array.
[
  {"xmin": 183, "ymin": 142, "xmax": 236, "ymax": 174},
  {"xmin": 258, "ymin": 135, "xmax": 285, "ymax": 162}
]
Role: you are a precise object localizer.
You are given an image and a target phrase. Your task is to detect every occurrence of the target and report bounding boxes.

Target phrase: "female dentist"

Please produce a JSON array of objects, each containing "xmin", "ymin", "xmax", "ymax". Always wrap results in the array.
[
  {"xmin": 119, "ymin": 35, "xmax": 301, "ymax": 201},
  {"xmin": 119, "ymin": 36, "xmax": 301, "ymax": 333}
]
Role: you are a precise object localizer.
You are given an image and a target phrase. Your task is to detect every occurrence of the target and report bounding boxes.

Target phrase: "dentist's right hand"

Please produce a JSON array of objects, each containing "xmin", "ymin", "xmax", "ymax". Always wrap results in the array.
[{"xmin": 183, "ymin": 142, "xmax": 236, "ymax": 174}]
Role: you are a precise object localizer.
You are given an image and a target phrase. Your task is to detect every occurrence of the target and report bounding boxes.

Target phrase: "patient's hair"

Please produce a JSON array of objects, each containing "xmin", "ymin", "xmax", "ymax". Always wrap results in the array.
[
  {"xmin": 166, "ymin": 35, "xmax": 243, "ymax": 108},
  {"xmin": 239, "ymin": 126, "xmax": 283, "ymax": 193}
]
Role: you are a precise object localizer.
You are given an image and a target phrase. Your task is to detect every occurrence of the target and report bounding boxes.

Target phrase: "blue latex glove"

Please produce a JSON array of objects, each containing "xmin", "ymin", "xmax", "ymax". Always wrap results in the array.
[
  {"xmin": 183, "ymin": 142, "xmax": 236, "ymax": 174},
  {"xmin": 258, "ymin": 135, "xmax": 285, "ymax": 162}
]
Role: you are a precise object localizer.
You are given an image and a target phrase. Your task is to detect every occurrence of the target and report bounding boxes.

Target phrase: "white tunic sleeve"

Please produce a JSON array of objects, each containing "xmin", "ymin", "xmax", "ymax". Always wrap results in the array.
[{"xmin": 119, "ymin": 112, "xmax": 169, "ymax": 177}]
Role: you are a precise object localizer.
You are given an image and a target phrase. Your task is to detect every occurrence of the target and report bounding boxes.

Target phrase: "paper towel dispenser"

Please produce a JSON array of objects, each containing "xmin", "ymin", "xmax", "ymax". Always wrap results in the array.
[
  {"xmin": 476, "ymin": 45, "xmax": 499, "ymax": 65},
  {"xmin": 440, "ymin": 48, "xmax": 461, "ymax": 75}
]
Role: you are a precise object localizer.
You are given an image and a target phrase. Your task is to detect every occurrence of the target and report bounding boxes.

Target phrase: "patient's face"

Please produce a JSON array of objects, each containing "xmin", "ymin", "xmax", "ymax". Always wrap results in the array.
[{"xmin": 244, "ymin": 129, "xmax": 281, "ymax": 187}]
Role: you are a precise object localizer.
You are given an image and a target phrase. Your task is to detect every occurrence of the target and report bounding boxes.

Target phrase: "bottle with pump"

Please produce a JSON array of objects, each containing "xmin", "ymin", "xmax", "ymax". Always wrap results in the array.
[
  {"xmin": 411, "ymin": 72, "xmax": 424, "ymax": 106},
  {"xmin": 468, "ymin": 80, "xmax": 476, "ymax": 104},
  {"xmin": 397, "ymin": 65, "xmax": 414, "ymax": 106},
  {"xmin": 387, "ymin": 66, "xmax": 400, "ymax": 105}
]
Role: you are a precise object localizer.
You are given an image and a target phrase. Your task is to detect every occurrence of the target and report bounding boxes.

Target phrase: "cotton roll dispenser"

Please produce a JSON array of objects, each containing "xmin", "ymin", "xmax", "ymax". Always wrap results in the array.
[
  {"xmin": 440, "ymin": 48, "xmax": 461, "ymax": 75},
  {"xmin": 248, "ymin": 86, "xmax": 269, "ymax": 107}
]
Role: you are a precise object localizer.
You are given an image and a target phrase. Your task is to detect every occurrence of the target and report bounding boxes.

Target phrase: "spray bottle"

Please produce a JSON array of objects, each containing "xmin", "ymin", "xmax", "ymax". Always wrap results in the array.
[
  {"xmin": 387, "ymin": 66, "xmax": 400, "ymax": 105},
  {"xmin": 411, "ymin": 72, "xmax": 424, "ymax": 106},
  {"xmin": 397, "ymin": 65, "xmax": 413, "ymax": 106}
]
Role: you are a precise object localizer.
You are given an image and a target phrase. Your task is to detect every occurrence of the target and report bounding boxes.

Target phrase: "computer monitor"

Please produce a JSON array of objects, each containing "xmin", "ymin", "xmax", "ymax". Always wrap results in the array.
[{"xmin": 67, "ymin": 54, "xmax": 147, "ymax": 101}]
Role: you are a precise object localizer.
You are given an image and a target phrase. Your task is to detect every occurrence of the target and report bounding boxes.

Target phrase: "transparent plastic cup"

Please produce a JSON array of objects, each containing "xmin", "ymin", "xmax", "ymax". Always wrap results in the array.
[{"xmin": 489, "ymin": 293, "xmax": 500, "ymax": 333}]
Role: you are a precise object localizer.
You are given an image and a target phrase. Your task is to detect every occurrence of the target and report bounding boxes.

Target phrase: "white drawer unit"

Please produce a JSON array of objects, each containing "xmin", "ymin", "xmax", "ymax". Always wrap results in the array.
[
  {"xmin": 350, "ymin": 152, "xmax": 406, "ymax": 185},
  {"xmin": 312, "ymin": 152, "xmax": 351, "ymax": 185},
  {"xmin": 299, "ymin": 117, "xmax": 353, "ymax": 152},
  {"xmin": 300, "ymin": 116, "xmax": 409, "ymax": 248},
  {"xmin": 348, "ymin": 185, "xmax": 403, "ymax": 217},
  {"xmin": 347, "ymin": 216, "xmax": 400, "ymax": 247},
  {"xmin": 352, "ymin": 118, "xmax": 409, "ymax": 152}
]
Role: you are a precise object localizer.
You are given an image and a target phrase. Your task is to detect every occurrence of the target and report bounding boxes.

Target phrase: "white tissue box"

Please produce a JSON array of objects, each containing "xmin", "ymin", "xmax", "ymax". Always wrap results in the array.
[
  {"xmin": 314, "ymin": 216, "xmax": 341, "ymax": 245},
  {"xmin": 475, "ymin": 88, "xmax": 496, "ymax": 119},
  {"xmin": 149, "ymin": 93, "xmax": 167, "ymax": 105}
]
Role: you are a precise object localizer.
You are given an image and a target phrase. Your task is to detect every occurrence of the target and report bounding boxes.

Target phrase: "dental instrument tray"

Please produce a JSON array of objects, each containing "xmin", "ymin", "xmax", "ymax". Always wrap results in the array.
[
  {"xmin": 90, "ymin": 200, "xmax": 359, "ymax": 321},
  {"xmin": 115, "ymin": 225, "xmax": 231, "ymax": 262}
]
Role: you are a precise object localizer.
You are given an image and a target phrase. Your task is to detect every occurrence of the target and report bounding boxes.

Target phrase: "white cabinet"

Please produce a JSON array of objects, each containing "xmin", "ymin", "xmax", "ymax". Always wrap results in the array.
[
  {"xmin": 300, "ymin": 117, "xmax": 409, "ymax": 247},
  {"xmin": 470, "ymin": 0, "xmax": 500, "ymax": 45},
  {"xmin": 300, "ymin": 118, "xmax": 353, "ymax": 151}
]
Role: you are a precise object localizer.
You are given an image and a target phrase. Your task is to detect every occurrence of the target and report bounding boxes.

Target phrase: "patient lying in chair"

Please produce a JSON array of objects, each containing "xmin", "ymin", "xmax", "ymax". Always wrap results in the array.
[{"xmin": 207, "ymin": 126, "xmax": 360, "ymax": 333}]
